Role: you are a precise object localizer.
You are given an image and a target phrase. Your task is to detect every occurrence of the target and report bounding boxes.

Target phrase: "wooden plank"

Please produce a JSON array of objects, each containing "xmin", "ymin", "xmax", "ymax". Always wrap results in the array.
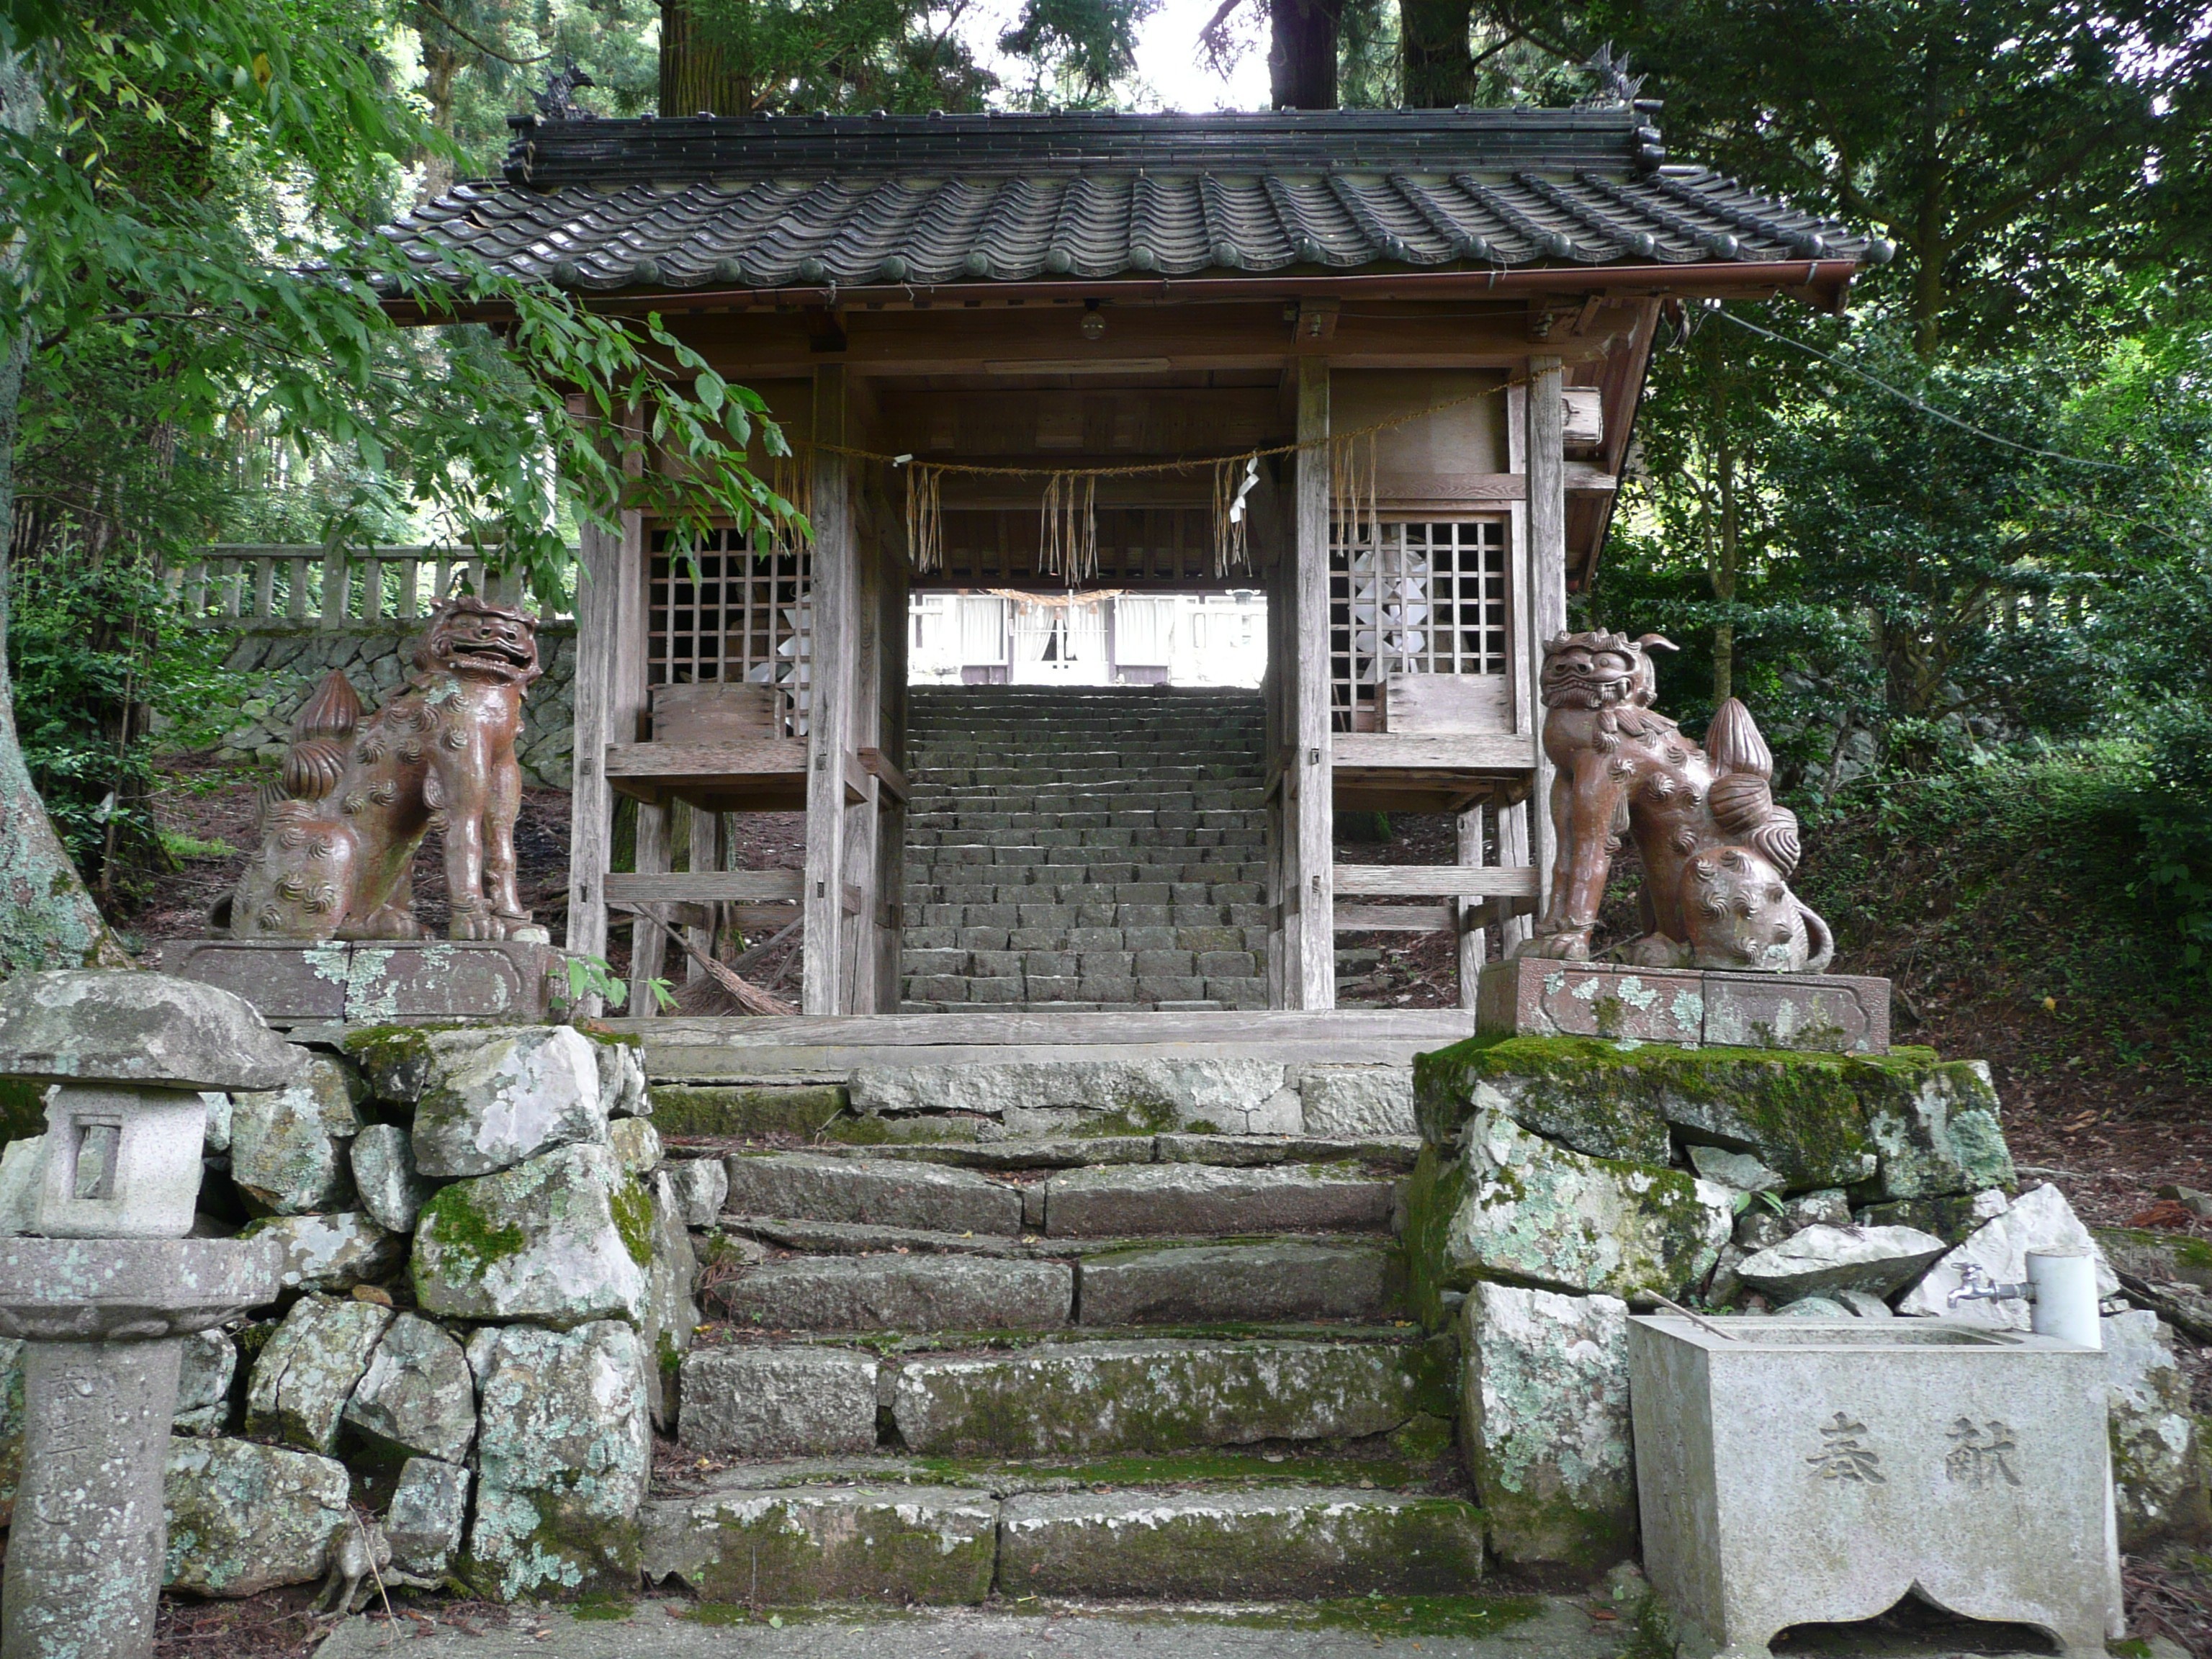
[
  {"xmin": 1334, "ymin": 902, "xmax": 1457, "ymax": 932},
  {"xmin": 627, "ymin": 800, "xmax": 673, "ymax": 1016},
  {"xmin": 604, "ymin": 740, "xmax": 811, "ymax": 778},
  {"xmin": 1294, "ymin": 356, "xmax": 1334, "ymax": 1010},
  {"xmin": 1334, "ymin": 865, "xmax": 1539, "ymax": 899},
  {"xmin": 804, "ymin": 364, "xmax": 852, "ymax": 1015},
  {"xmin": 1527, "ymin": 355, "xmax": 1568, "ymax": 920},
  {"xmin": 1332, "ymin": 733, "xmax": 1537, "ymax": 770},
  {"xmin": 563, "ymin": 518, "xmax": 623, "ymax": 968},
  {"xmin": 1375, "ymin": 676, "xmax": 1515, "ymax": 737},
  {"xmin": 858, "ymin": 747, "xmax": 909, "ymax": 804},
  {"xmin": 1496, "ymin": 799, "xmax": 1534, "ymax": 953},
  {"xmin": 604, "ymin": 871, "xmax": 804, "ymax": 903}
]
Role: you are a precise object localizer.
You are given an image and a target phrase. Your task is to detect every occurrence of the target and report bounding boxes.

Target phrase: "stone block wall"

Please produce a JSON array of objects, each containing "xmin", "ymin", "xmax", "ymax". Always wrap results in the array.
[
  {"xmin": 1407, "ymin": 1035, "xmax": 2211, "ymax": 1573},
  {"xmin": 0, "ymin": 1022, "xmax": 689, "ymax": 1603},
  {"xmin": 207, "ymin": 623, "xmax": 578, "ymax": 787}
]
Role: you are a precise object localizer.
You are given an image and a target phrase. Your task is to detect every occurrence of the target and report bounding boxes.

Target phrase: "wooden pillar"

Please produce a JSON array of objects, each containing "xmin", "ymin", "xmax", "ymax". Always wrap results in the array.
[
  {"xmin": 874, "ymin": 536, "xmax": 911, "ymax": 1010},
  {"xmin": 1263, "ymin": 490, "xmax": 1290, "ymax": 1011},
  {"xmin": 1456, "ymin": 804, "xmax": 1487, "ymax": 1007},
  {"xmin": 626, "ymin": 799, "xmax": 672, "ymax": 1015},
  {"xmin": 803, "ymin": 366, "xmax": 853, "ymax": 1015},
  {"xmin": 841, "ymin": 499, "xmax": 883, "ymax": 1015},
  {"xmin": 1525, "ymin": 355, "xmax": 1568, "ymax": 916},
  {"xmin": 563, "ymin": 518, "xmax": 621, "ymax": 968},
  {"xmin": 1293, "ymin": 357, "xmax": 1335, "ymax": 1010}
]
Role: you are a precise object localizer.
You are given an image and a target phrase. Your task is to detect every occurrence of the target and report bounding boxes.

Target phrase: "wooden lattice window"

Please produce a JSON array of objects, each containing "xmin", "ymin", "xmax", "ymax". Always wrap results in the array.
[
  {"xmin": 647, "ymin": 528, "xmax": 811, "ymax": 736},
  {"xmin": 1329, "ymin": 518, "xmax": 1509, "ymax": 731}
]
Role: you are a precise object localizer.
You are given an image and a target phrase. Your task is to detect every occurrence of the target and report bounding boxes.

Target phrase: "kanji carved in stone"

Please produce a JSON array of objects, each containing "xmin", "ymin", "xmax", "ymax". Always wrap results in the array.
[
  {"xmin": 220, "ymin": 597, "xmax": 549, "ymax": 943},
  {"xmin": 1520, "ymin": 630, "xmax": 1834, "ymax": 972}
]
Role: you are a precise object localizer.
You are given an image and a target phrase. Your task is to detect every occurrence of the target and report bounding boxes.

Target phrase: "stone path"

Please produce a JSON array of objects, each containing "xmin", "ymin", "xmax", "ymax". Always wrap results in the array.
[
  {"xmin": 323, "ymin": 1593, "xmax": 1632, "ymax": 1659},
  {"xmin": 901, "ymin": 685, "xmax": 1271, "ymax": 1011}
]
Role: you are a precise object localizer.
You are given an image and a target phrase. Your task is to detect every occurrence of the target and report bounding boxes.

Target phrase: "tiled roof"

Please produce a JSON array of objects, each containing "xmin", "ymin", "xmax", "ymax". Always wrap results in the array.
[{"xmin": 380, "ymin": 108, "xmax": 1887, "ymax": 295}]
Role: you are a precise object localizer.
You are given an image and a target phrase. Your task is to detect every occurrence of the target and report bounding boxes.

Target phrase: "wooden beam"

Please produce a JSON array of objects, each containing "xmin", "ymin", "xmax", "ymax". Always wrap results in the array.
[
  {"xmin": 857, "ymin": 746, "xmax": 909, "ymax": 804},
  {"xmin": 1335, "ymin": 902, "xmax": 1457, "ymax": 932},
  {"xmin": 1334, "ymin": 865, "xmax": 1539, "ymax": 899},
  {"xmin": 605, "ymin": 871, "xmax": 805, "ymax": 903},
  {"xmin": 606, "ymin": 739, "xmax": 811, "ymax": 779},
  {"xmin": 1294, "ymin": 356, "xmax": 1334, "ymax": 1010},
  {"xmin": 804, "ymin": 364, "xmax": 853, "ymax": 1015},
  {"xmin": 1332, "ymin": 733, "xmax": 1538, "ymax": 771},
  {"xmin": 627, "ymin": 799, "xmax": 673, "ymax": 1016},
  {"xmin": 1527, "ymin": 354, "xmax": 1568, "ymax": 920},
  {"xmin": 1457, "ymin": 806, "xmax": 1486, "ymax": 1009}
]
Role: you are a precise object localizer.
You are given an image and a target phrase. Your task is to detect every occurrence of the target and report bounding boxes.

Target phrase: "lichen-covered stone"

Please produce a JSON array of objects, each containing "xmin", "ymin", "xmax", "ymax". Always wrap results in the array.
[
  {"xmin": 387, "ymin": 1455, "xmax": 470, "ymax": 1581},
  {"xmin": 0, "ymin": 1133, "xmax": 42, "ymax": 1236},
  {"xmin": 244, "ymin": 1210, "xmax": 406, "ymax": 1292},
  {"xmin": 664, "ymin": 1158, "xmax": 728, "ymax": 1228},
  {"xmin": 464, "ymin": 1320, "xmax": 652, "ymax": 1599},
  {"xmin": 1735, "ymin": 1223, "xmax": 1948, "ymax": 1300},
  {"xmin": 889, "ymin": 1339, "xmax": 1421, "ymax": 1456},
  {"xmin": 999, "ymin": 1488, "xmax": 1485, "ymax": 1598},
  {"xmin": 1444, "ymin": 1110, "xmax": 1732, "ymax": 1300},
  {"xmin": 590, "ymin": 1033, "xmax": 648, "ymax": 1119},
  {"xmin": 410, "ymin": 1025, "xmax": 607, "ymax": 1179},
  {"xmin": 642, "ymin": 1481, "xmax": 997, "ymax": 1604},
  {"xmin": 2105, "ymin": 1311, "xmax": 2211, "ymax": 1548},
  {"xmin": 1299, "ymin": 1066, "xmax": 1418, "ymax": 1137},
  {"xmin": 229, "ymin": 1055, "xmax": 364, "ymax": 1214},
  {"xmin": 1857, "ymin": 1062, "xmax": 2015, "ymax": 1200},
  {"xmin": 1077, "ymin": 1239, "xmax": 1395, "ymax": 1324},
  {"xmin": 1689, "ymin": 1146, "xmax": 1784, "ymax": 1193},
  {"xmin": 350, "ymin": 1121, "xmax": 433, "ymax": 1233},
  {"xmin": 412, "ymin": 1142, "xmax": 648, "ymax": 1327},
  {"xmin": 1861, "ymin": 1189, "xmax": 2010, "ymax": 1245},
  {"xmin": 854, "ymin": 1057, "xmax": 1297, "ymax": 1133},
  {"xmin": 200, "ymin": 1090, "xmax": 232, "ymax": 1153},
  {"xmin": 1459, "ymin": 1283, "xmax": 1634, "ymax": 1570},
  {"xmin": 343, "ymin": 1311, "xmax": 476, "ymax": 1465},
  {"xmin": 609, "ymin": 1116, "xmax": 662, "ymax": 1177},
  {"xmin": 641, "ymin": 1170, "xmax": 699, "ymax": 1432},
  {"xmin": 1044, "ymin": 1161, "xmax": 1396, "ymax": 1237},
  {"xmin": 0, "ymin": 971, "xmax": 300, "ymax": 1092},
  {"xmin": 678, "ymin": 1346, "xmax": 879, "ymax": 1457},
  {"xmin": 1401, "ymin": 1143, "xmax": 1470, "ymax": 1331},
  {"xmin": 1898, "ymin": 1183, "xmax": 2118, "ymax": 1324},
  {"xmin": 163, "ymin": 1437, "xmax": 351, "ymax": 1596},
  {"xmin": 176, "ymin": 1327, "xmax": 238, "ymax": 1436},
  {"xmin": 1415, "ymin": 1038, "xmax": 1912, "ymax": 1190},
  {"xmin": 245, "ymin": 1293, "xmax": 394, "ymax": 1453}
]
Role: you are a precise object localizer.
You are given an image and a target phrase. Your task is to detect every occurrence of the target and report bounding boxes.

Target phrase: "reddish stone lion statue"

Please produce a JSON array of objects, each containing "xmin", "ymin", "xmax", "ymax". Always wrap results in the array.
[
  {"xmin": 220, "ymin": 597, "xmax": 549, "ymax": 943},
  {"xmin": 1520, "ymin": 629, "xmax": 1834, "ymax": 974}
]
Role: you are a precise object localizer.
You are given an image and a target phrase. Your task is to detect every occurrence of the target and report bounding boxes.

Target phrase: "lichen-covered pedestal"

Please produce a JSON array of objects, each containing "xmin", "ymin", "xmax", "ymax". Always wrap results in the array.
[
  {"xmin": 1478, "ymin": 959, "xmax": 1892, "ymax": 1055},
  {"xmin": 148, "ymin": 938, "xmax": 564, "ymax": 1026}
]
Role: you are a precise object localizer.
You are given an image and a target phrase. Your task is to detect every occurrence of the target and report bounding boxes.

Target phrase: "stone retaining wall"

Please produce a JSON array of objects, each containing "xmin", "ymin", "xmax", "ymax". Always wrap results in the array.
[{"xmin": 208, "ymin": 623, "xmax": 577, "ymax": 787}]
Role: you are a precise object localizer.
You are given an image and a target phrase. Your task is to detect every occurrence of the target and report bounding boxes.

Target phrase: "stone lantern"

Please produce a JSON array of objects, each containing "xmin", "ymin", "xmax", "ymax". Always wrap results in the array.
[{"xmin": 0, "ymin": 972, "xmax": 299, "ymax": 1659}]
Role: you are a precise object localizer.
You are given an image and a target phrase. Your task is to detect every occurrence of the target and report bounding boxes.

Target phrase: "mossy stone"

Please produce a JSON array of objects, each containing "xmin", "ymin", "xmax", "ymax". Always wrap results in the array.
[
  {"xmin": 1401, "ymin": 1145, "xmax": 1469, "ymax": 1332},
  {"xmin": 647, "ymin": 1084, "xmax": 849, "ymax": 1138}
]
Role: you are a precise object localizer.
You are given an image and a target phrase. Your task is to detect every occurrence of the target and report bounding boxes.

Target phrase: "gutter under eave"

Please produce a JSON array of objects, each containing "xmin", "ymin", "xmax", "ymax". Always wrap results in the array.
[{"xmin": 379, "ymin": 259, "xmax": 1862, "ymax": 325}]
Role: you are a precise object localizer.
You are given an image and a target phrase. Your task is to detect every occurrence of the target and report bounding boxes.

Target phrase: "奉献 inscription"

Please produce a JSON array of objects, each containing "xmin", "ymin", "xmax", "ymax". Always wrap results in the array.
[{"xmin": 1806, "ymin": 1413, "xmax": 1884, "ymax": 1484}]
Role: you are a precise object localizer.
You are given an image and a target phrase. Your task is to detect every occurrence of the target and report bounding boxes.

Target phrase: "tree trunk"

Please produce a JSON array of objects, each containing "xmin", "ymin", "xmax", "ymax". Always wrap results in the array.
[
  {"xmin": 1704, "ymin": 338, "xmax": 1740, "ymax": 705},
  {"xmin": 418, "ymin": 40, "xmax": 460, "ymax": 204},
  {"xmin": 660, "ymin": 0, "xmax": 752, "ymax": 117},
  {"xmin": 1269, "ymin": 0, "xmax": 1341, "ymax": 109},
  {"xmin": 1398, "ymin": 0, "xmax": 1472, "ymax": 107},
  {"xmin": 0, "ymin": 53, "xmax": 132, "ymax": 974}
]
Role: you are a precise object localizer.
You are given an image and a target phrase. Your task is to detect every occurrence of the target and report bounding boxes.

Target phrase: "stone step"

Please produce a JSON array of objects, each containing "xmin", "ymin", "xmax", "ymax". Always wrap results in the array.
[
  {"xmin": 721, "ymin": 1151, "xmax": 1024, "ymax": 1236},
  {"xmin": 888, "ymin": 1336, "xmax": 1442, "ymax": 1456},
  {"xmin": 999, "ymin": 1488, "xmax": 1486, "ymax": 1599},
  {"xmin": 640, "ymin": 1478, "xmax": 1480, "ymax": 1606},
  {"xmin": 706, "ymin": 1253, "xmax": 1074, "ymax": 1332},
  {"xmin": 1042, "ymin": 1162, "xmax": 1400, "ymax": 1237}
]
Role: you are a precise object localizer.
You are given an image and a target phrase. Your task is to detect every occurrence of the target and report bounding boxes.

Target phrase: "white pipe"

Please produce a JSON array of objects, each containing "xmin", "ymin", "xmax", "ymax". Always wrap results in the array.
[{"xmin": 2026, "ymin": 1249, "xmax": 2102, "ymax": 1349}]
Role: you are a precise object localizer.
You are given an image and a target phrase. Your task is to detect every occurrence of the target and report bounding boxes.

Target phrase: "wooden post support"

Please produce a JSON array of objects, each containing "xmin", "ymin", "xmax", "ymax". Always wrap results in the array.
[
  {"xmin": 563, "ymin": 518, "xmax": 623, "ymax": 967},
  {"xmin": 1294, "ymin": 356, "xmax": 1335, "ymax": 1010},
  {"xmin": 1526, "ymin": 354, "xmax": 1568, "ymax": 916},
  {"xmin": 626, "ymin": 799, "xmax": 673, "ymax": 1015},
  {"xmin": 1456, "ymin": 804, "xmax": 1487, "ymax": 1007},
  {"xmin": 804, "ymin": 365, "xmax": 853, "ymax": 1015}
]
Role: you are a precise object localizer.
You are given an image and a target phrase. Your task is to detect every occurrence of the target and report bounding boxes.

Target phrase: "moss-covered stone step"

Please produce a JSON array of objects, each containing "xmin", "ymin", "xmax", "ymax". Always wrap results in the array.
[
  {"xmin": 720, "ymin": 1151, "xmax": 1023, "ymax": 1236},
  {"xmin": 708, "ymin": 1254, "xmax": 1072, "ymax": 1332},
  {"xmin": 1077, "ymin": 1238, "xmax": 1401, "ymax": 1324},
  {"xmin": 1043, "ymin": 1163, "xmax": 1398, "ymax": 1237},
  {"xmin": 887, "ymin": 1336, "xmax": 1447, "ymax": 1456},
  {"xmin": 641, "ymin": 1482, "xmax": 998, "ymax": 1604},
  {"xmin": 999, "ymin": 1488, "xmax": 1485, "ymax": 1598}
]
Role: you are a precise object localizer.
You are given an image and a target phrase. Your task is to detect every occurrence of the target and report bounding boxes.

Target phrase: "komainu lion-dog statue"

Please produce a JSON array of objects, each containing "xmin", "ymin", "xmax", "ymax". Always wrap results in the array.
[
  {"xmin": 219, "ymin": 596, "xmax": 550, "ymax": 943},
  {"xmin": 1519, "ymin": 629, "xmax": 1834, "ymax": 974}
]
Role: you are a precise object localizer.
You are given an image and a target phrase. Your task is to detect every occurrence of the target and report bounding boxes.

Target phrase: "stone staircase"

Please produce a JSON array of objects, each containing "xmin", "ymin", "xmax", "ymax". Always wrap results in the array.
[
  {"xmin": 900, "ymin": 687, "xmax": 1271, "ymax": 1012},
  {"xmin": 645, "ymin": 1132, "xmax": 1483, "ymax": 1606}
]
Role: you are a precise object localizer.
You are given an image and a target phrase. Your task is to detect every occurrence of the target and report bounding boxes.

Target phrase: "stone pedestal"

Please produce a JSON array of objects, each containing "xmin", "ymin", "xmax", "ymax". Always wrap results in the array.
[
  {"xmin": 0, "ymin": 1238, "xmax": 279, "ymax": 1659},
  {"xmin": 147, "ymin": 939, "xmax": 564, "ymax": 1027},
  {"xmin": 1477, "ymin": 958, "xmax": 1892, "ymax": 1054}
]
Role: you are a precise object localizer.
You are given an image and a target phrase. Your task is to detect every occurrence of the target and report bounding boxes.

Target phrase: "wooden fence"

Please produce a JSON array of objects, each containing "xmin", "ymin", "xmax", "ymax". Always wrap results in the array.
[{"xmin": 168, "ymin": 546, "xmax": 575, "ymax": 628}]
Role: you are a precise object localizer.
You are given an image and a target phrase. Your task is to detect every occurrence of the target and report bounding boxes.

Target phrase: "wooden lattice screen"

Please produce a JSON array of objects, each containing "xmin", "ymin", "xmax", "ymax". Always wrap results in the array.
[
  {"xmin": 647, "ymin": 527, "xmax": 811, "ymax": 736},
  {"xmin": 1329, "ymin": 518, "xmax": 1509, "ymax": 730}
]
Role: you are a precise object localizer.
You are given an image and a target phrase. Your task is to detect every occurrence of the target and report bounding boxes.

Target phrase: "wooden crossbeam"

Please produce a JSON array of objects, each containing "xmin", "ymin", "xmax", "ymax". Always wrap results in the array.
[
  {"xmin": 603, "ymin": 871, "xmax": 804, "ymax": 903},
  {"xmin": 1333, "ymin": 865, "xmax": 1540, "ymax": 899},
  {"xmin": 1331, "ymin": 733, "xmax": 1538, "ymax": 771},
  {"xmin": 1334, "ymin": 902, "xmax": 1458, "ymax": 932}
]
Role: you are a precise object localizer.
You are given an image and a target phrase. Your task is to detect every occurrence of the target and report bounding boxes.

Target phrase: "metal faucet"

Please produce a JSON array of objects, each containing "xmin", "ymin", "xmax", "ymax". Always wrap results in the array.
[{"xmin": 1948, "ymin": 1262, "xmax": 2034, "ymax": 1308}]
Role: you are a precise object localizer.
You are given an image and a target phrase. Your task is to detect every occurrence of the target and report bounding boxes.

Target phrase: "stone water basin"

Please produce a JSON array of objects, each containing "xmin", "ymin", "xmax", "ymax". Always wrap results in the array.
[{"xmin": 1627, "ymin": 1316, "xmax": 2121, "ymax": 1658}]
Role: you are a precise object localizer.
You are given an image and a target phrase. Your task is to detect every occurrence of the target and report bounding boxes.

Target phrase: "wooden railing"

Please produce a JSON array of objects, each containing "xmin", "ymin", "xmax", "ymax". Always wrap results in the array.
[{"xmin": 168, "ymin": 545, "xmax": 575, "ymax": 628}]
